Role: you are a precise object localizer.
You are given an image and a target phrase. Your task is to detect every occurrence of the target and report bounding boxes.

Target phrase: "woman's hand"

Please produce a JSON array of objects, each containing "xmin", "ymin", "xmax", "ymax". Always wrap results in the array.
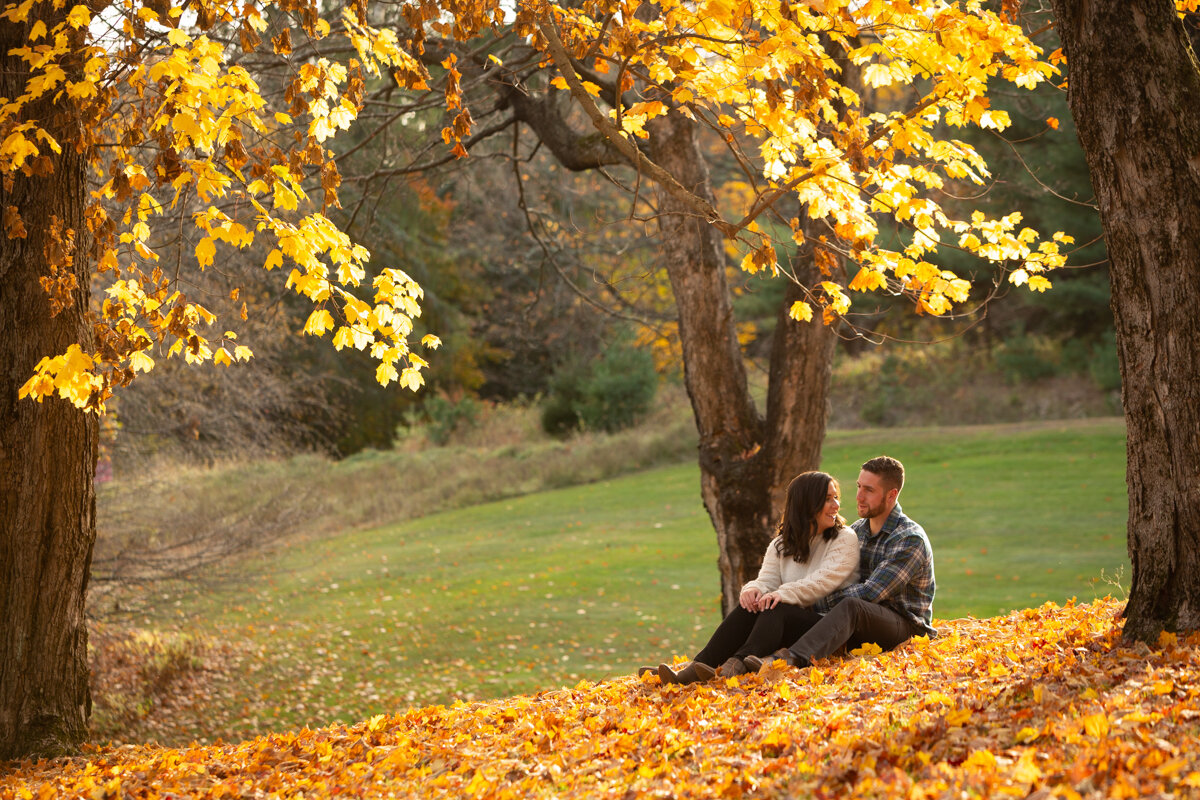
[
  {"xmin": 739, "ymin": 587, "xmax": 763, "ymax": 611},
  {"xmin": 755, "ymin": 592, "xmax": 781, "ymax": 611}
]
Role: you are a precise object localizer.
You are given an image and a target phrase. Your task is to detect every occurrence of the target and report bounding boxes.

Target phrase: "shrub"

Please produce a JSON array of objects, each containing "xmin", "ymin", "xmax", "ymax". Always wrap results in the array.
[
  {"xmin": 1088, "ymin": 335, "xmax": 1122, "ymax": 393},
  {"xmin": 541, "ymin": 337, "xmax": 658, "ymax": 436},
  {"xmin": 541, "ymin": 360, "xmax": 590, "ymax": 438},
  {"xmin": 423, "ymin": 395, "xmax": 482, "ymax": 446},
  {"xmin": 995, "ymin": 335, "xmax": 1059, "ymax": 384}
]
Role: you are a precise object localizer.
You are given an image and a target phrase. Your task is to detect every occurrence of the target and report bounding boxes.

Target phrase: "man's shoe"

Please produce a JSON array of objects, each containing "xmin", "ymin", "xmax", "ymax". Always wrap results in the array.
[
  {"xmin": 744, "ymin": 648, "xmax": 805, "ymax": 671},
  {"xmin": 658, "ymin": 661, "xmax": 717, "ymax": 685},
  {"xmin": 637, "ymin": 665, "xmax": 658, "ymax": 677},
  {"xmin": 719, "ymin": 656, "xmax": 749, "ymax": 678}
]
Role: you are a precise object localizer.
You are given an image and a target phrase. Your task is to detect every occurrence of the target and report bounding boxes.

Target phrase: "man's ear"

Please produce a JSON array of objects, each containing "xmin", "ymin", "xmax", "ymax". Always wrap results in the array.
[{"xmin": 887, "ymin": 487, "xmax": 900, "ymax": 505}]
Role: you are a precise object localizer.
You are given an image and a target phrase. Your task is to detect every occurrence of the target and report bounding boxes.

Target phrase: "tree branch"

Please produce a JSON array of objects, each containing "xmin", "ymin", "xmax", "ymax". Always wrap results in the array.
[
  {"xmin": 536, "ymin": 13, "xmax": 737, "ymax": 237},
  {"xmin": 505, "ymin": 87, "xmax": 629, "ymax": 171},
  {"xmin": 343, "ymin": 115, "xmax": 519, "ymax": 183}
]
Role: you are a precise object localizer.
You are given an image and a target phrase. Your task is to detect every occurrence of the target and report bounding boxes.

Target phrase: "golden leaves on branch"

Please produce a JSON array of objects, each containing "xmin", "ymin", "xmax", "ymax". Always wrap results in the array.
[
  {"xmin": 7, "ymin": 0, "xmax": 441, "ymax": 411},
  {"xmin": 492, "ymin": 0, "xmax": 1072, "ymax": 320},
  {"xmin": 6, "ymin": 598, "xmax": 1200, "ymax": 799}
]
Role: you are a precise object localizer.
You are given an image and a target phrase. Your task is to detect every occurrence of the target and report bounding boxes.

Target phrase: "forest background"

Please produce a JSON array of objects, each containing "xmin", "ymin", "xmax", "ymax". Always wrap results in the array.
[
  {"xmin": 101, "ymin": 19, "xmax": 1113, "ymax": 468},
  {"xmin": 69, "ymin": 0, "xmax": 1138, "ymax": 751}
]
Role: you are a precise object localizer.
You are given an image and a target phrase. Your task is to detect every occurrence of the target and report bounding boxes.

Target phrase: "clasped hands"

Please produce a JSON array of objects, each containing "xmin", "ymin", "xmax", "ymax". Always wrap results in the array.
[{"xmin": 739, "ymin": 587, "xmax": 781, "ymax": 612}]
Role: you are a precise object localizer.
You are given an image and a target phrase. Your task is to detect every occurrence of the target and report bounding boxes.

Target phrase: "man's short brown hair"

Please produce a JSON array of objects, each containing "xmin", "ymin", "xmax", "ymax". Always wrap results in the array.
[{"xmin": 861, "ymin": 455, "xmax": 905, "ymax": 492}]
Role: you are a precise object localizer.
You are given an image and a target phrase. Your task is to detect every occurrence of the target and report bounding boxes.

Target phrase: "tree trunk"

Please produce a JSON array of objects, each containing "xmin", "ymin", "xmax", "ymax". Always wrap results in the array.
[
  {"xmin": 647, "ymin": 110, "xmax": 834, "ymax": 613},
  {"xmin": 0, "ymin": 11, "xmax": 96, "ymax": 759},
  {"xmin": 1049, "ymin": 0, "xmax": 1200, "ymax": 641},
  {"xmin": 765, "ymin": 253, "xmax": 837, "ymax": 517}
]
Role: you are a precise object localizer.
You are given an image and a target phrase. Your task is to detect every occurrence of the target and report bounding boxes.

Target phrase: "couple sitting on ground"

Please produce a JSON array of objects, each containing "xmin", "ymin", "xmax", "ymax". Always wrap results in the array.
[{"xmin": 651, "ymin": 455, "xmax": 936, "ymax": 684}]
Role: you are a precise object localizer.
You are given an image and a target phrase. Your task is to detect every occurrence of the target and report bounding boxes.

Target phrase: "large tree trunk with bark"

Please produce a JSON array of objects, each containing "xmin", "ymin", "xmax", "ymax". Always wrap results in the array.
[
  {"xmin": 647, "ymin": 111, "xmax": 835, "ymax": 613},
  {"xmin": 1049, "ymin": 0, "xmax": 1200, "ymax": 642},
  {"xmin": 0, "ymin": 11, "xmax": 97, "ymax": 759}
]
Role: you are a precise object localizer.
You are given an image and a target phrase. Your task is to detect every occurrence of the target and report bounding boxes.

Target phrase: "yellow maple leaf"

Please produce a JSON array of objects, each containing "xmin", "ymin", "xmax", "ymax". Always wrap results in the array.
[
  {"xmin": 788, "ymin": 300, "xmax": 814, "ymax": 322},
  {"xmin": 1013, "ymin": 726, "xmax": 1040, "ymax": 744},
  {"xmin": 1012, "ymin": 750, "xmax": 1042, "ymax": 783},
  {"xmin": 2, "ymin": 0, "xmax": 33, "ymax": 23},
  {"xmin": 273, "ymin": 183, "xmax": 299, "ymax": 211},
  {"xmin": 376, "ymin": 362, "xmax": 398, "ymax": 386},
  {"xmin": 400, "ymin": 366, "xmax": 424, "ymax": 391},
  {"xmin": 848, "ymin": 267, "xmax": 887, "ymax": 292},
  {"xmin": 66, "ymin": 4, "xmax": 90, "ymax": 28},
  {"xmin": 963, "ymin": 750, "xmax": 997, "ymax": 771},
  {"xmin": 195, "ymin": 237, "xmax": 216, "ymax": 268},
  {"xmin": 1081, "ymin": 712, "xmax": 1109, "ymax": 739},
  {"xmin": 129, "ymin": 351, "xmax": 154, "ymax": 373},
  {"xmin": 945, "ymin": 707, "xmax": 972, "ymax": 726},
  {"xmin": 304, "ymin": 309, "xmax": 334, "ymax": 336}
]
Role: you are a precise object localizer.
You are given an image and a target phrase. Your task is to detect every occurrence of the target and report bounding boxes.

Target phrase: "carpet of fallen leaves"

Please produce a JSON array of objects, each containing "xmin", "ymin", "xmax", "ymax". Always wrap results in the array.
[{"xmin": 5, "ymin": 597, "xmax": 1200, "ymax": 799}]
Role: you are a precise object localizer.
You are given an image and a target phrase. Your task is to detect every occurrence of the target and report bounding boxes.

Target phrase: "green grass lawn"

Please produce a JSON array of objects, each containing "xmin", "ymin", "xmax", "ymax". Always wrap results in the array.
[{"xmin": 121, "ymin": 418, "xmax": 1129, "ymax": 745}]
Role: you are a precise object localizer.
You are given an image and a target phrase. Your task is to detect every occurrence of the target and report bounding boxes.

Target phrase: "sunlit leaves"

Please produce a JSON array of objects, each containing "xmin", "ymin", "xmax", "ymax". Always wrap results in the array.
[
  {"xmin": 17, "ymin": 344, "xmax": 103, "ymax": 409},
  {"xmin": 788, "ymin": 301, "xmax": 814, "ymax": 322},
  {"xmin": 6, "ymin": 599, "xmax": 1200, "ymax": 798},
  {"xmin": 440, "ymin": 0, "xmax": 1073, "ymax": 322},
  {"xmin": 9, "ymin": 0, "xmax": 437, "ymax": 412}
]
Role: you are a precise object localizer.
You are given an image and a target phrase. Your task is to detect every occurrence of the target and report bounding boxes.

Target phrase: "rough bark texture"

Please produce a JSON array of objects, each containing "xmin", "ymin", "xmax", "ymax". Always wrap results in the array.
[
  {"xmin": 1049, "ymin": 0, "xmax": 1200, "ymax": 641},
  {"xmin": 507, "ymin": 90, "xmax": 627, "ymax": 171},
  {"xmin": 765, "ymin": 256, "xmax": 837, "ymax": 516},
  {"xmin": 647, "ymin": 111, "xmax": 833, "ymax": 614},
  {"xmin": 0, "ymin": 11, "xmax": 97, "ymax": 759}
]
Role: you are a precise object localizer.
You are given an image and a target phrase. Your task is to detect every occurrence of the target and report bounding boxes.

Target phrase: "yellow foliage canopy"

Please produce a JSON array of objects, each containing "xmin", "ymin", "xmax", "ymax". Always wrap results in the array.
[
  {"xmin": 11, "ymin": 0, "xmax": 1197, "ymax": 407},
  {"xmin": 5, "ymin": 0, "xmax": 439, "ymax": 410},
  {"xmin": 5, "ymin": 598, "xmax": 1200, "ymax": 798},
  {"xmin": 386, "ymin": 0, "xmax": 1100, "ymax": 327}
]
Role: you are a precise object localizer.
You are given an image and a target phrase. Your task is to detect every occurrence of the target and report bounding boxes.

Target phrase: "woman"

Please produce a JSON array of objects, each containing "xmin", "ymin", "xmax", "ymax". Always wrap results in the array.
[{"xmin": 654, "ymin": 471, "xmax": 859, "ymax": 684}]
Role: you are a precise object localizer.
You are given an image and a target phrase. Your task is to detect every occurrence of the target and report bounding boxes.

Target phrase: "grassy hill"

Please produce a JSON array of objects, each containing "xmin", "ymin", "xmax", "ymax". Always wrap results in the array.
[
  {"xmin": 89, "ymin": 418, "xmax": 1129, "ymax": 748},
  {"xmin": 16, "ymin": 599, "xmax": 1200, "ymax": 799}
]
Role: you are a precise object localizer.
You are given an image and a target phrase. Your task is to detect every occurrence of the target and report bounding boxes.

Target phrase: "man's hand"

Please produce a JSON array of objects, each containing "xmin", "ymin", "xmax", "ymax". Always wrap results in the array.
[{"xmin": 739, "ymin": 587, "xmax": 763, "ymax": 611}]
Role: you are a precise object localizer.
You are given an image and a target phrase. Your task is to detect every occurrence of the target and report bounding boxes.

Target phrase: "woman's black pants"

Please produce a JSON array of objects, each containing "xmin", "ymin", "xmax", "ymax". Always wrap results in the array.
[{"xmin": 692, "ymin": 604, "xmax": 823, "ymax": 667}]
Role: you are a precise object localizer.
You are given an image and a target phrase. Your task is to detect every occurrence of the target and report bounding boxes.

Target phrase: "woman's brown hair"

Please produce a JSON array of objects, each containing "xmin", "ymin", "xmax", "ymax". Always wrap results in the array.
[{"xmin": 775, "ymin": 471, "xmax": 844, "ymax": 562}]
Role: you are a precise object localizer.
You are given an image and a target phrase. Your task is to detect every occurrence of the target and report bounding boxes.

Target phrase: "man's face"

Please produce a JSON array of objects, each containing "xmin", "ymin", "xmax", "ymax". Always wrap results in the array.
[{"xmin": 856, "ymin": 469, "xmax": 895, "ymax": 520}]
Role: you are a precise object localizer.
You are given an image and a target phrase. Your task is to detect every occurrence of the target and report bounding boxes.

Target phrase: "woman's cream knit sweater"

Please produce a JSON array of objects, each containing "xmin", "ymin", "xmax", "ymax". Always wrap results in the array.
[{"xmin": 741, "ymin": 527, "xmax": 860, "ymax": 607}]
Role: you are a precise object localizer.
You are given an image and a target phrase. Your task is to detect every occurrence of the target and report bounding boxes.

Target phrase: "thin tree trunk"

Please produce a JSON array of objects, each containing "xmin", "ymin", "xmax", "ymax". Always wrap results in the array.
[
  {"xmin": 0, "ymin": 10, "xmax": 96, "ymax": 759},
  {"xmin": 1050, "ymin": 0, "xmax": 1200, "ymax": 641},
  {"xmin": 647, "ymin": 111, "xmax": 833, "ymax": 613},
  {"xmin": 765, "ymin": 250, "xmax": 837, "ymax": 516}
]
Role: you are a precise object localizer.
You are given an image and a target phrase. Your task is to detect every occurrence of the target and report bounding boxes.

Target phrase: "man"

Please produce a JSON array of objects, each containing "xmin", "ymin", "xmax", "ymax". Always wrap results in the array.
[{"xmin": 745, "ymin": 455, "xmax": 936, "ymax": 670}]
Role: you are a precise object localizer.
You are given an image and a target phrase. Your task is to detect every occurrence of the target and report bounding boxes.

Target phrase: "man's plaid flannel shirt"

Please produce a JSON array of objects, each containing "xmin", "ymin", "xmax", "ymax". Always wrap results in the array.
[{"xmin": 814, "ymin": 502, "xmax": 936, "ymax": 636}]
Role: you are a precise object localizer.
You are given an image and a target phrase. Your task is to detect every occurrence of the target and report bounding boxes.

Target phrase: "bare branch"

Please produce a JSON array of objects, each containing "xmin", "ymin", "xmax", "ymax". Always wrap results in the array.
[
  {"xmin": 536, "ymin": 14, "xmax": 737, "ymax": 237},
  {"xmin": 343, "ymin": 115, "xmax": 519, "ymax": 182}
]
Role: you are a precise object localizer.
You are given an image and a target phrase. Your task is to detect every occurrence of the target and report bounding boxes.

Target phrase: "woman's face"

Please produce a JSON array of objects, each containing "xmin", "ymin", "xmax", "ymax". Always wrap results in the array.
[{"xmin": 817, "ymin": 481, "xmax": 841, "ymax": 530}]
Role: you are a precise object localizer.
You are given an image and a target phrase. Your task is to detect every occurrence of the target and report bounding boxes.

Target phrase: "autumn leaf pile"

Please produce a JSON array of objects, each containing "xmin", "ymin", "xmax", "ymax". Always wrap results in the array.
[{"xmin": 4, "ymin": 597, "xmax": 1199, "ymax": 799}]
